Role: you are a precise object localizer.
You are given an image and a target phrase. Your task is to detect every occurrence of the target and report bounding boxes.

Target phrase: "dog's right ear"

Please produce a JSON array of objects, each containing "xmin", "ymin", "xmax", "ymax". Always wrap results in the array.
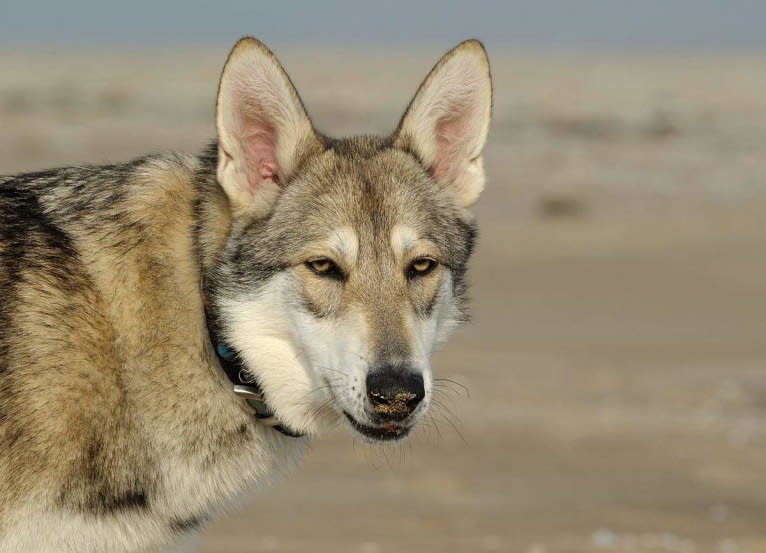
[{"xmin": 216, "ymin": 37, "xmax": 322, "ymax": 217}]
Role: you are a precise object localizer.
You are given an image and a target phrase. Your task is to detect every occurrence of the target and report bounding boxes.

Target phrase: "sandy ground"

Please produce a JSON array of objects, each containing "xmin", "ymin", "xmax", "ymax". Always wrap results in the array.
[{"xmin": 1, "ymin": 46, "xmax": 766, "ymax": 553}]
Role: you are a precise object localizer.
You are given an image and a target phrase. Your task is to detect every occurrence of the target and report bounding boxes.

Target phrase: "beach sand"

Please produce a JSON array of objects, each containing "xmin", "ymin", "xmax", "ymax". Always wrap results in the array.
[{"xmin": 2, "ymin": 47, "xmax": 765, "ymax": 553}]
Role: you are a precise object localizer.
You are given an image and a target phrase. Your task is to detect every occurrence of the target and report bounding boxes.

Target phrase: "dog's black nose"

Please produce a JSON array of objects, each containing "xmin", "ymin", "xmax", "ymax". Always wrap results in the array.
[{"xmin": 366, "ymin": 366, "xmax": 425, "ymax": 421}]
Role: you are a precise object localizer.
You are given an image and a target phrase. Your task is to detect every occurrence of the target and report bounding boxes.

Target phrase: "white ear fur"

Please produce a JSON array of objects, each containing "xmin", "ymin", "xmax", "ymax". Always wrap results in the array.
[
  {"xmin": 394, "ymin": 40, "xmax": 492, "ymax": 207},
  {"xmin": 216, "ymin": 37, "xmax": 321, "ymax": 217}
]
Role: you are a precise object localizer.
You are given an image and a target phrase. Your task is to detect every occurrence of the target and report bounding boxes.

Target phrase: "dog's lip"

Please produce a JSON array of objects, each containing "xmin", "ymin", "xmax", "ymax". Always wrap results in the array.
[{"xmin": 343, "ymin": 412, "xmax": 412, "ymax": 441}]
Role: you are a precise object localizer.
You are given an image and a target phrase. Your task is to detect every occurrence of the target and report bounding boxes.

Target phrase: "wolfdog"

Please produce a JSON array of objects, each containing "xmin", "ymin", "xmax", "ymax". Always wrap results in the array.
[{"xmin": 0, "ymin": 37, "xmax": 492, "ymax": 552}]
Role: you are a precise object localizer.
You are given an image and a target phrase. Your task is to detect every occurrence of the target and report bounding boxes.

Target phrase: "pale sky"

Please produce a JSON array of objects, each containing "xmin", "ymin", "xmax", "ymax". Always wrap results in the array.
[{"xmin": 2, "ymin": 0, "xmax": 764, "ymax": 51}]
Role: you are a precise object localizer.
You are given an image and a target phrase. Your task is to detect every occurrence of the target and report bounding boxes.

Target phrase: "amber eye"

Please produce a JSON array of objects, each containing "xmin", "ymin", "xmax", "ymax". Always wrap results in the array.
[
  {"xmin": 305, "ymin": 258, "xmax": 344, "ymax": 280},
  {"xmin": 408, "ymin": 257, "xmax": 438, "ymax": 279}
]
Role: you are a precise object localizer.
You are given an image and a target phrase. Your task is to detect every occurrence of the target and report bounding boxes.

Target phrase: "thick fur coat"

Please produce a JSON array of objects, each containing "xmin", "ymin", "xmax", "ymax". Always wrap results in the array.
[{"xmin": 0, "ymin": 38, "xmax": 492, "ymax": 552}]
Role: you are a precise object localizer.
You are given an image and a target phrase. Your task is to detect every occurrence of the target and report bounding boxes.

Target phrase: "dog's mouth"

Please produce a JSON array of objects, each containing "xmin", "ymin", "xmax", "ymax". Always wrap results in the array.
[{"xmin": 343, "ymin": 412, "xmax": 412, "ymax": 442}]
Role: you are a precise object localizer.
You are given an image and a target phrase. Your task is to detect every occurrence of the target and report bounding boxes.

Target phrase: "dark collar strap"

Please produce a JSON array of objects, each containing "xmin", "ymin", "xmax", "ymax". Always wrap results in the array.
[{"xmin": 208, "ymin": 321, "xmax": 304, "ymax": 438}]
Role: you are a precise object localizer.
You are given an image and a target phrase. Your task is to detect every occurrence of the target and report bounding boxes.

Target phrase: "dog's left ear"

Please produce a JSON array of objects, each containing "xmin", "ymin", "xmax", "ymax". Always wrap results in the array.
[
  {"xmin": 216, "ymin": 37, "xmax": 323, "ymax": 217},
  {"xmin": 393, "ymin": 39, "xmax": 492, "ymax": 208}
]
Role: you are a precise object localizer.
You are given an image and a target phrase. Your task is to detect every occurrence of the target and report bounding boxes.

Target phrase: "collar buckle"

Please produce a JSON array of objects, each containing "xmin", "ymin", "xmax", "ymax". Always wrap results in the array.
[
  {"xmin": 232, "ymin": 385, "xmax": 305, "ymax": 438},
  {"xmin": 232, "ymin": 384, "xmax": 274, "ymax": 419}
]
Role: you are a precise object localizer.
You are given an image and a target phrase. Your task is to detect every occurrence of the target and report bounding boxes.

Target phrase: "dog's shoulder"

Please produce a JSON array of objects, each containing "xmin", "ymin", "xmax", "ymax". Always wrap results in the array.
[{"xmin": 0, "ymin": 152, "xmax": 214, "ymax": 522}]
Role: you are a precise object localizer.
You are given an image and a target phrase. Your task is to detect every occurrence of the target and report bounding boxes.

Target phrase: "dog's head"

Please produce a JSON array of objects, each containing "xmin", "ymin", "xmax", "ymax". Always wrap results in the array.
[{"xmin": 210, "ymin": 38, "xmax": 491, "ymax": 442}]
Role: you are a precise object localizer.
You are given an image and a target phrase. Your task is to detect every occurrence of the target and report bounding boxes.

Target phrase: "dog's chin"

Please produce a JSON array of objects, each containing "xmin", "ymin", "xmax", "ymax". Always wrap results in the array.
[{"xmin": 343, "ymin": 412, "xmax": 414, "ymax": 443}]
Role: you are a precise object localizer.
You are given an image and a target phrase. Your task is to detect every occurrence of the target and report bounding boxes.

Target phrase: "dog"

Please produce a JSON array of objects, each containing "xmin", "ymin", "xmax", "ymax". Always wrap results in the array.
[{"xmin": 0, "ymin": 37, "xmax": 492, "ymax": 552}]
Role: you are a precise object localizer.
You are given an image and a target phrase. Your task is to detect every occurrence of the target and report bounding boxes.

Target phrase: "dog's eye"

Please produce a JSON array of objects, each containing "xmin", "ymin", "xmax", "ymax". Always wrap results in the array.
[
  {"xmin": 407, "ymin": 257, "xmax": 438, "ymax": 279},
  {"xmin": 305, "ymin": 258, "xmax": 344, "ymax": 280}
]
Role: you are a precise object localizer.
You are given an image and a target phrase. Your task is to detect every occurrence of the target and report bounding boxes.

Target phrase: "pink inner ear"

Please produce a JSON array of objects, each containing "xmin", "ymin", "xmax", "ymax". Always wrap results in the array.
[
  {"xmin": 431, "ymin": 114, "xmax": 466, "ymax": 182},
  {"xmin": 244, "ymin": 122, "xmax": 280, "ymax": 194}
]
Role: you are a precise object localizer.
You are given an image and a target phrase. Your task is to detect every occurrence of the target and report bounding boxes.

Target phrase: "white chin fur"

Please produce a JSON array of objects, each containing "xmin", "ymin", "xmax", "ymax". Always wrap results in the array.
[{"xmin": 218, "ymin": 277, "xmax": 339, "ymax": 436}]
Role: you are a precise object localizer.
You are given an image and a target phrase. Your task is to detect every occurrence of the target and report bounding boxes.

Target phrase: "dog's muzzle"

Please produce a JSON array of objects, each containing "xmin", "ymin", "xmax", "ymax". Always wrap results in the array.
[{"xmin": 342, "ymin": 364, "xmax": 426, "ymax": 442}]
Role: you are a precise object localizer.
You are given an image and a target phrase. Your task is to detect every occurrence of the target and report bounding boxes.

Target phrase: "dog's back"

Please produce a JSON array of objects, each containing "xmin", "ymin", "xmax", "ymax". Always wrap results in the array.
[
  {"xmin": 0, "ymin": 160, "xmax": 173, "ymax": 538},
  {"xmin": 0, "ymin": 164, "xmax": 146, "ymax": 518}
]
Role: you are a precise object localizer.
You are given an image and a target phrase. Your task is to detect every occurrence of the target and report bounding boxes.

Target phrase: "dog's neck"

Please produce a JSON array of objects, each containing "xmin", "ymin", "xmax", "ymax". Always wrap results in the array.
[{"xmin": 191, "ymin": 142, "xmax": 304, "ymax": 438}]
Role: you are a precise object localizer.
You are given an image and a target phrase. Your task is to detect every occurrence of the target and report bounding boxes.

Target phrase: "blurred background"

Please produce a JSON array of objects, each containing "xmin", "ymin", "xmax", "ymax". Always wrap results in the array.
[{"xmin": 2, "ymin": 2, "xmax": 766, "ymax": 552}]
